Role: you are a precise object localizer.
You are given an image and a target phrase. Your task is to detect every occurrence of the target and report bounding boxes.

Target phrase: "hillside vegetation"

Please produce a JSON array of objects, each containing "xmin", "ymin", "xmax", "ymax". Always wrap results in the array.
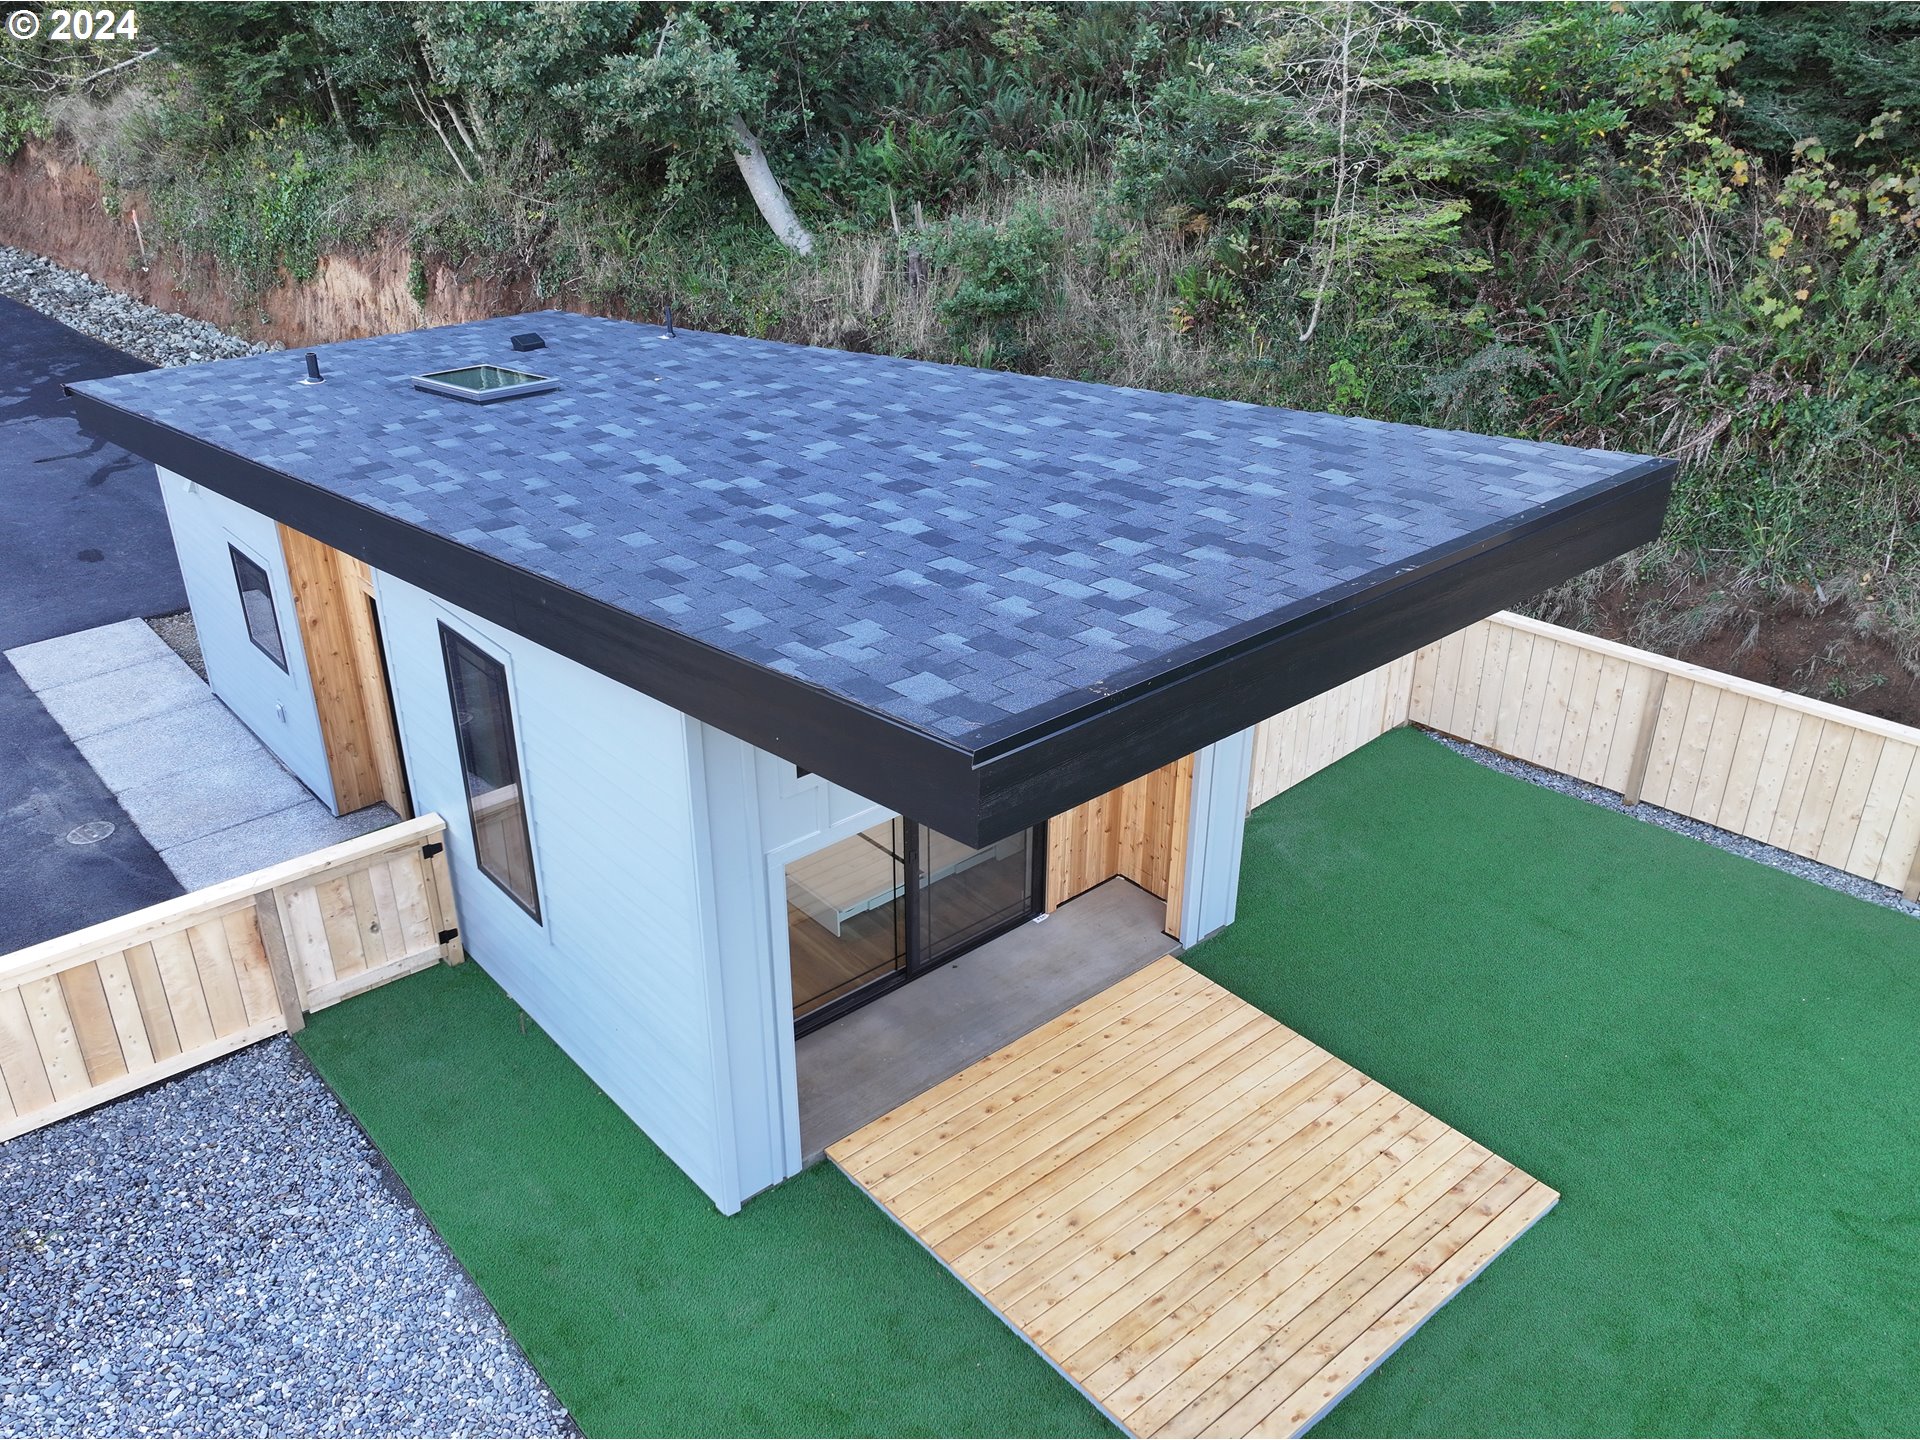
[{"xmin": 7, "ymin": 2, "xmax": 1920, "ymax": 678}]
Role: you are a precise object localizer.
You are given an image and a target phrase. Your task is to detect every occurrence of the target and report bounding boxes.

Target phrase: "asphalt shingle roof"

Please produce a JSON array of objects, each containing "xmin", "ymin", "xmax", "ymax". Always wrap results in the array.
[{"xmin": 72, "ymin": 310, "xmax": 1659, "ymax": 747}]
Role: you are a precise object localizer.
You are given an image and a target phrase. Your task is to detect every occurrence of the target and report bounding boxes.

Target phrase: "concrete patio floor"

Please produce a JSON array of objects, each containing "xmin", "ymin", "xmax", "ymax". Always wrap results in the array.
[
  {"xmin": 5, "ymin": 618, "xmax": 397, "ymax": 890},
  {"xmin": 798, "ymin": 876, "xmax": 1176, "ymax": 1160}
]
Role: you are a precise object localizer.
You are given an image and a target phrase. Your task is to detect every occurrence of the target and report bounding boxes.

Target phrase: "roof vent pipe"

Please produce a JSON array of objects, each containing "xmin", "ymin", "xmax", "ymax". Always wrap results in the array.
[
  {"xmin": 301, "ymin": 351, "xmax": 325, "ymax": 385},
  {"xmin": 664, "ymin": 303, "xmax": 674, "ymax": 339}
]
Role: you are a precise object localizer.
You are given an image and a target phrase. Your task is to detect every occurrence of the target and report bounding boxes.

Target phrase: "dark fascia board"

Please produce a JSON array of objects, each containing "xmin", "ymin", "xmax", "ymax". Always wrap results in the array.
[
  {"xmin": 967, "ymin": 457, "xmax": 1675, "ymax": 839},
  {"xmin": 69, "ymin": 389, "xmax": 981, "ymax": 829},
  {"xmin": 72, "ymin": 387, "xmax": 1673, "ymax": 848}
]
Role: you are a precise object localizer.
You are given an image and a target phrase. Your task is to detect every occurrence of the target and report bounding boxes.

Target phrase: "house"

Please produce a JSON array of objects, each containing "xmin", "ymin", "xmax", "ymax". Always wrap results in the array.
[{"xmin": 67, "ymin": 312, "xmax": 1673, "ymax": 1214}]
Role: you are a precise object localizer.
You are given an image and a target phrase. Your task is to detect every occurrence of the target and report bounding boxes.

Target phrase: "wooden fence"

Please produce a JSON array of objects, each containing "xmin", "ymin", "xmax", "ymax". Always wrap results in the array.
[
  {"xmin": 0, "ymin": 814, "xmax": 460, "ymax": 1142},
  {"xmin": 1248, "ymin": 655, "xmax": 1417, "ymax": 809},
  {"xmin": 1247, "ymin": 612, "xmax": 1920, "ymax": 903}
]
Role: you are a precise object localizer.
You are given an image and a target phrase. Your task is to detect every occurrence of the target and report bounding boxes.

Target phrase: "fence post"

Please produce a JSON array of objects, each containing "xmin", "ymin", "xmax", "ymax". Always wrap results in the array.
[
  {"xmin": 422, "ymin": 847, "xmax": 465, "ymax": 965},
  {"xmin": 1620, "ymin": 671, "xmax": 1670, "ymax": 807},
  {"xmin": 252, "ymin": 893, "xmax": 306, "ymax": 1035}
]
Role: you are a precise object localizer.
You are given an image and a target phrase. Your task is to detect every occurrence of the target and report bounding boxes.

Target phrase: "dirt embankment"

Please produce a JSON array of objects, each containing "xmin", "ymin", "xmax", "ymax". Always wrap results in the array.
[
  {"xmin": 0, "ymin": 142, "xmax": 536, "ymax": 344},
  {"xmin": 5, "ymin": 144, "xmax": 1916, "ymax": 729},
  {"xmin": 1543, "ymin": 571, "xmax": 1920, "ymax": 729}
]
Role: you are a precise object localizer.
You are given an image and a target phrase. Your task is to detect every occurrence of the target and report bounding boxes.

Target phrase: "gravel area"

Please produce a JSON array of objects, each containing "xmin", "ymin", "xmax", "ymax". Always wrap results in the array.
[
  {"xmin": 1427, "ymin": 730, "xmax": 1920, "ymax": 919},
  {"xmin": 0, "ymin": 1037, "xmax": 574, "ymax": 1439},
  {"xmin": 144, "ymin": 612, "xmax": 206, "ymax": 681},
  {"xmin": 0, "ymin": 245, "xmax": 270, "ymax": 368}
]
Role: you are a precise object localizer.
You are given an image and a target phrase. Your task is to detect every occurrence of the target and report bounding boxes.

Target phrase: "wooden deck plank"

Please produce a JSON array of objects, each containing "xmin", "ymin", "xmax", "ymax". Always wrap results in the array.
[
  {"xmin": 1027, "ymin": 1091, "xmax": 1424, "ymax": 1359},
  {"xmin": 832, "ymin": 957, "xmax": 1187, "ymax": 1171},
  {"xmin": 830, "ymin": 959, "xmax": 1557, "ymax": 1439},
  {"xmin": 977, "ymin": 1057, "xmax": 1356, "ymax": 1306},
  {"xmin": 994, "ymin": 1071, "xmax": 1385, "ymax": 1323},
  {"xmin": 862, "ymin": 971, "xmax": 1229, "ymax": 1200}
]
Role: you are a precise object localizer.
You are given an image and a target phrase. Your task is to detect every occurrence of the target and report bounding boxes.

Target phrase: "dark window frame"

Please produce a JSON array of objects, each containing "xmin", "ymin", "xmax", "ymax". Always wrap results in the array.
[
  {"xmin": 438, "ymin": 622, "xmax": 542, "ymax": 923},
  {"xmin": 227, "ymin": 544, "xmax": 289, "ymax": 672}
]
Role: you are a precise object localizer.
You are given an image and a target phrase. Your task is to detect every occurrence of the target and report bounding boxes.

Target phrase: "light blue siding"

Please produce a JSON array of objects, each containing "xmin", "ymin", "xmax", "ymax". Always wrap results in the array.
[
  {"xmin": 372, "ymin": 573, "xmax": 735, "ymax": 1205},
  {"xmin": 692, "ymin": 729, "xmax": 892, "ymax": 1196},
  {"xmin": 1177, "ymin": 727, "xmax": 1256, "ymax": 944},
  {"xmin": 155, "ymin": 467, "xmax": 335, "ymax": 807}
]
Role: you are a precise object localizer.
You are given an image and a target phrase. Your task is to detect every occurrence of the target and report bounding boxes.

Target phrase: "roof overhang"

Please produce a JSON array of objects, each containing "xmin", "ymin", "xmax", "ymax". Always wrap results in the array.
[{"xmin": 71, "ymin": 387, "xmax": 1674, "ymax": 847}]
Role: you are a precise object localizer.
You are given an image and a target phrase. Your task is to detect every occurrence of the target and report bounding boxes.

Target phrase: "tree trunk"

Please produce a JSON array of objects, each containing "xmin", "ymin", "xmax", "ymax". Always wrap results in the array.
[{"xmin": 728, "ymin": 115, "xmax": 814, "ymax": 256}]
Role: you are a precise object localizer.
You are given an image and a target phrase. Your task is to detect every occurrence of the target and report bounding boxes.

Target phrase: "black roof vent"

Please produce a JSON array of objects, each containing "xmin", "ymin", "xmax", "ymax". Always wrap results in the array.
[
  {"xmin": 510, "ymin": 332, "xmax": 546, "ymax": 352},
  {"xmin": 301, "ymin": 351, "xmax": 325, "ymax": 385}
]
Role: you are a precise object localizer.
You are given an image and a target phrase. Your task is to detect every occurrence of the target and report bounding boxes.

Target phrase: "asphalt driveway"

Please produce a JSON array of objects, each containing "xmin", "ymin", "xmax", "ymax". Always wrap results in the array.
[
  {"xmin": 0, "ymin": 295, "xmax": 180, "ymax": 949},
  {"xmin": 0, "ymin": 294, "xmax": 184, "ymax": 650}
]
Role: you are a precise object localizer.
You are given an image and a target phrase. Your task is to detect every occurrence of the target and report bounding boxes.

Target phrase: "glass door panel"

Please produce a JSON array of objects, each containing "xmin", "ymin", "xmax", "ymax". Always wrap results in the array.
[
  {"xmin": 917, "ymin": 825, "xmax": 1035, "ymax": 969},
  {"xmin": 786, "ymin": 820, "xmax": 906, "ymax": 1020}
]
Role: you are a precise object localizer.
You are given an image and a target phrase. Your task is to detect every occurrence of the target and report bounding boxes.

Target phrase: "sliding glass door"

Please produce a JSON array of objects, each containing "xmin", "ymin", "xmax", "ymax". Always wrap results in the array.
[
  {"xmin": 918, "ymin": 825, "xmax": 1036, "ymax": 968},
  {"xmin": 785, "ymin": 821, "xmax": 907, "ymax": 1022},
  {"xmin": 788, "ymin": 821, "xmax": 1041, "ymax": 1032}
]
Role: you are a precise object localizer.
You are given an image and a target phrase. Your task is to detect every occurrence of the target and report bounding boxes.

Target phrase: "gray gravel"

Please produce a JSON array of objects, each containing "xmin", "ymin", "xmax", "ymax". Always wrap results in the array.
[
  {"xmin": 144, "ymin": 611, "xmax": 206, "ymax": 681},
  {"xmin": 1427, "ymin": 730, "xmax": 1920, "ymax": 919},
  {"xmin": 0, "ymin": 245, "xmax": 270, "ymax": 368},
  {"xmin": 0, "ymin": 1037, "xmax": 574, "ymax": 1439}
]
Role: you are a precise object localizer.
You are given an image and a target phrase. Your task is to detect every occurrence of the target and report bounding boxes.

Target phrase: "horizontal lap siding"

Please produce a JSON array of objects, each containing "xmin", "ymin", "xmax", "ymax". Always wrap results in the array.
[
  {"xmin": 1410, "ymin": 612, "xmax": 1920, "ymax": 901},
  {"xmin": 373, "ymin": 575, "xmax": 726, "ymax": 1201},
  {"xmin": 155, "ymin": 469, "xmax": 335, "ymax": 806}
]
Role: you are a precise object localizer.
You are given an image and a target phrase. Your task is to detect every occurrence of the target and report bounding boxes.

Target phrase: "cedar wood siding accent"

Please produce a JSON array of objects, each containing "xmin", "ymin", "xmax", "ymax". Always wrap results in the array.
[
  {"xmin": 156, "ymin": 469, "xmax": 337, "ymax": 808},
  {"xmin": 70, "ymin": 394, "xmax": 1675, "ymax": 846}
]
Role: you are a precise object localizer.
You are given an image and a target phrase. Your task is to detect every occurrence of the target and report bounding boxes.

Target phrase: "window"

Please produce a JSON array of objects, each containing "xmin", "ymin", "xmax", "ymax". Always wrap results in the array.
[
  {"xmin": 439, "ymin": 625, "xmax": 541, "ymax": 920},
  {"xmin": 228, "ymin": 545, "xmax": 288, "ymax": 671}
]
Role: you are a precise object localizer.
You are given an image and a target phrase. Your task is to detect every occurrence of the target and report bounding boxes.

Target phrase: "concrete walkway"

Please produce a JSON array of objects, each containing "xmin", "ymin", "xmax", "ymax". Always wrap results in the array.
[{"xmin": 5, "ymin": 619, "xmax": 397, "ymax": 891}]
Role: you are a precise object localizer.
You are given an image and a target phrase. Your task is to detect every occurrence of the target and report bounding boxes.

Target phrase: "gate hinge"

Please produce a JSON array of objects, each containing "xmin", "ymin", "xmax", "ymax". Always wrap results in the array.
[
  {"xmin": 421, "ymin": 841, "xmax": 444, "ymax": 859},
  {"xmin": 438, "ymin": 927, "xmax": 459, "ymax": 945}
]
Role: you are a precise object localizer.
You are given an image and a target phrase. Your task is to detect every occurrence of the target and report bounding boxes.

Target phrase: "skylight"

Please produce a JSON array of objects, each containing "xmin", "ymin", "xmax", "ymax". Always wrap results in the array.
[{"xmin": 412, "ymin": 365, "xmax": 559, "ymax": 404}]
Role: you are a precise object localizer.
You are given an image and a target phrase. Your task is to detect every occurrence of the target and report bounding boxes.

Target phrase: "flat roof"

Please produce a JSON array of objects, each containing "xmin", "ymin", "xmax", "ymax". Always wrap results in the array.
[{"xmin": 69, "ymin": 310, "xmax": 1673, "ymax": 844}]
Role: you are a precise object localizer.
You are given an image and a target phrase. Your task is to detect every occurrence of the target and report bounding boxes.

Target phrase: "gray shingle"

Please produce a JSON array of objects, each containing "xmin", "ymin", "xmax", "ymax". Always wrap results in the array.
[{"xmin": 72, "ymin": 311, "xmax": 1659, "ymax": 743}]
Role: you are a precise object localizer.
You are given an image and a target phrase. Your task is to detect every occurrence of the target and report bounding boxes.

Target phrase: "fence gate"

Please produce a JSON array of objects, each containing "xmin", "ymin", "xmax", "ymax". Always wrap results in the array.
[{"xmin": 0, "ymin": 814, "xmax": 459, "ymax": 1142}]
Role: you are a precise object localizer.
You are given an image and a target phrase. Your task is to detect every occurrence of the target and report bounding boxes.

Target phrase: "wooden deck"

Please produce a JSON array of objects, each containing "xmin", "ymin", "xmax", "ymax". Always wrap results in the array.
[{"xmin": 827, "ymin": 956, "xmax": 1558, "ymax": 1438}]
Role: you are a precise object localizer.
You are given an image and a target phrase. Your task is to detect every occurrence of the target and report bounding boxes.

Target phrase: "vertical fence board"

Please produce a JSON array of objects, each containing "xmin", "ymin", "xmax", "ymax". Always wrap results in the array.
[
  {"xmin": 1692, "ymin": 691, "xmax": 1749, "ymax": 828},
  {"xmin": 93, "ymin": 950, "xmax": 156, "ymax": 1072},
  {"xmin": 1881, "ymin": 774, "xmax": 1920, "ymax": 894},
  {"xmin": 57, "ymin": 966, "xmax": 127, "ymax": 1086},
  {"xmin": 1714, "ymin": 700, "xmax": 1778, "ymax": 838},
  {"xmin": 1818, "ymin": 733, "xmax": 1884, "ymax": 871},
  {"xmin": 122, "ymin": 943, "xmax": 182, "ymax": 1064},
  {"xmin": 1490, "ymin": 630, "xmax": 1534, "ymax": 755},
  {"xmin": 1767, "ymin": 718, "xmax": 1828, "ymax": 851},
  {"xmin": 1789, "ymin": 724, "xmax": 1856, "ymax": 859},
  {"xmin": 219, "ymin": 909, "xmax": 281, "ymax": 1028},
  {"xmin": 1850, "ymin": 742, "xmax": 1917, "ymax": 881},
  {"xmin": 150, "ymin": 932, "xmax": 215, "ymax": 1050},
  {"xmin": 345, "ymin": 869, "xmax": 390, "ymax": 965},
  {"xmin": 186, "ymin": 920, "xmax": 250, "ymax": 1037},
  {"xmin": 315, "ymin": 878, "xmax": 369, "ymax": 980},
  {"xmin": 282, "ymin": 885, "xmax": 335, "ymax": 994},
  {"xmin": 1742, "ymin": 709, "xmax": 1803, "ymax": 841},
  {"xmin": 0, "ymin": 987, "xmax": 53, "ymax": 1114},
  {"xmin": 21, "ymin": 977, "xmax": 87, "ymax": 1101},
  {"xmin": 365, "ymin": 862, "xmax": 408, "ymax": 964},
  {"xmin": 1664, "ymin": 680, "xmax": 1723, "ymax": 817},
  {"xmin": 386, "ymin": 856, "xmax": 437, "ymax": 956}
]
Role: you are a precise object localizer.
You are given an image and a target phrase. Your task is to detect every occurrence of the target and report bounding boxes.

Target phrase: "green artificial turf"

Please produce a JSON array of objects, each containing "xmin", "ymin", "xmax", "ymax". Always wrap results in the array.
[
  {"xmin": 1183, "ymin": 729, "xmax": 1920, "ymax": 1437},
  {"xmin": 299, "ymin": 727, "xmax": 1920, "ymax": 1437},
  {"xmin": 295, "ymin": 962, "xmax": 1116, "ymax": 1438}
]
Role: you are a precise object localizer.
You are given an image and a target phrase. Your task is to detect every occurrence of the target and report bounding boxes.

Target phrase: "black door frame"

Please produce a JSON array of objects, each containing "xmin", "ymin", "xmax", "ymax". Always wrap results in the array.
[{"xmin": 793, "ymin": 818, "xmax": 1048, "ymax": 1037}]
